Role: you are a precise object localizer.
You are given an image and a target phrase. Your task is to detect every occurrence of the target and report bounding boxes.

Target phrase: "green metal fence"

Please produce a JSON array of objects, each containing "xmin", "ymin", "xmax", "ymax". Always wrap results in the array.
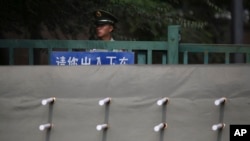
[{"xmin": 1, "ymin": 25, "xmax": 250, "ymax": 65}]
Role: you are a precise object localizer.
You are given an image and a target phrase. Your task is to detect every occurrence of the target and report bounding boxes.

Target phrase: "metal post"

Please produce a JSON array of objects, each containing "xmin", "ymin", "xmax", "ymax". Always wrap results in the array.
[
  {"xmin": 9, "ymin": 47, "xmax": 14, "ymax": 65},
  {"xmin": 231, "ymin": 0, "xmax": 244, "ymax": 63},
  {"xmin": 168, "ymin": 25, "xmax": 180, "ymax": 64}
]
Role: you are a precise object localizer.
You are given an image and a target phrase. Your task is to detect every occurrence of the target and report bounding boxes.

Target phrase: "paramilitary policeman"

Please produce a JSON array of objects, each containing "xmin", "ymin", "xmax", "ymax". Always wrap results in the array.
[{"xmin": 93, "ymin": 10, "xmax": 118, "ymax": 41}]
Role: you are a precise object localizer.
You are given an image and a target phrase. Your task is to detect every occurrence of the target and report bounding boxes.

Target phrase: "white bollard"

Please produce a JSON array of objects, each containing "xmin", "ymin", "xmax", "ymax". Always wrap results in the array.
[
  {"xmin": 154, "ymin": 123, "xmax": 167, "ymax": 132},
  {"xmin": 99, "ymin": 97, "xmax": 111, "ymax": 106},
  {"xmin": 39, "ymin": 123, "xmax": 53, "ymax": 131},
  {"xmin": 214, "ymin": 97, "xmax": 226, "ymax": 106},
  {"xmin": 96, "ymin": 124, "xmax": 108, "ymax": 131},
  {"xmin": 157, "ymin": 97, "xmax": 169, "ymax": 106},
  {"xmin": 41, "ymin": 97, "xmax": 56, "ymax": 105},
  {"xmin": 212, "ymin": 123, "xmax": 225, "ymax": 131}
]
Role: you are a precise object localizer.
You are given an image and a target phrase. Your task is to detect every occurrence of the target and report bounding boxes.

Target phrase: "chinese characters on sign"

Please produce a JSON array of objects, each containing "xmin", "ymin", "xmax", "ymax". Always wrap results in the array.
[{"xmin": 50, "ymin": 52, "xmax": 134, "ymax": 66}]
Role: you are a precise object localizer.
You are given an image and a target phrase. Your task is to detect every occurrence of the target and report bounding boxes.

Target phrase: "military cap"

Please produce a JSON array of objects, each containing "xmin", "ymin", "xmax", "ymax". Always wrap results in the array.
[{"xmin": 94, "ymin": 10, "xmax": 118, "ymax": 26}]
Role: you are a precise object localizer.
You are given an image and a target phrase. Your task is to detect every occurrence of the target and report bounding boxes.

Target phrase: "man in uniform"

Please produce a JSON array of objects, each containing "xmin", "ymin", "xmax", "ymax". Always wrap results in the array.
[{"xmin": 93, "ymin": 10, "xmax": 118, "ymax": 41}]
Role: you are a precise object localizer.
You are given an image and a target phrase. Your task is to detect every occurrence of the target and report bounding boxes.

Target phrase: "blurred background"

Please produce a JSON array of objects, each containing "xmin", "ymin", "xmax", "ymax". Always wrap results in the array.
[{"xmin": 0, "ymin": 0, "xmax": 249, "ymax": 64}]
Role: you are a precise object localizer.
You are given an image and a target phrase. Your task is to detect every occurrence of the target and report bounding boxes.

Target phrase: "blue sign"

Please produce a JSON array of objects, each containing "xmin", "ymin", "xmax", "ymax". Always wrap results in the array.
[{"xmin": 50, "ymin": 51, "xmax": 134, "ymax": 66}]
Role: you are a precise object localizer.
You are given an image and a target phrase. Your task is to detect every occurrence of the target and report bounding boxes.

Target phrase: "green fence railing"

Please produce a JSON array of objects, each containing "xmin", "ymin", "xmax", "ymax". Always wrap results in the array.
[
  {"xmin": 180, "ymin": 44, "xmax": 250, "ymax": 64},
  {"xmin": 1, "ymin": 25, "xmax": 250, "ymax": 65}
]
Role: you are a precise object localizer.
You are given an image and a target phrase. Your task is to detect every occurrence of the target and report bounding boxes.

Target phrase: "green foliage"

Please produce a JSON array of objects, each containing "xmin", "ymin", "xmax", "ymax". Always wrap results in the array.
[
  {"xmin": 206, "ymin": 0, "xmax": 223, "ymax": 12},
  {"xmin": 104, "ymin": 0, "xmax": 210, "ymax": 41},
  {"xmin": 0, "ymin": 0, "xmax": 248, "ymax": 42},
  {"xmin": 0, "ymin": 0, "xmax": 99, "ymax": 38}
]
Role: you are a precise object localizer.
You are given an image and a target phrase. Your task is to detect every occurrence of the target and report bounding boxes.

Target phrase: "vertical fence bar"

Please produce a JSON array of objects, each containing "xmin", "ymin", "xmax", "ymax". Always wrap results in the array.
[
  {"xmin": 168, "ymin": 25, "xmax": 180, "ymax": 64},
  {"xmin": 162, "ymin": 52, "xmax": 167, "ymax": 64},
  {"xmin": 204, "ymin": 51, "xmax": 208, "ymax": 64},
  {"xmin": 247, "ymin": 53, "xmax": 250, "ymax": 63},
  {"xmin": 29, "ymin": 48, "xmax": 34, "ymax": 65},
  {"xmin": 225, "ymin": 52, "xmax": 230, "ymax": 64},
  {"xmin": 147, "ymin": 50, "xmax": 152, "ymax": 64},
  {"xmin": 183, "ymin": 51, "xmax": 188, "ymax": 64},
  {"xmin": 9, "ymin": 47, "xmax": 14, "ymax": 65},
  {"xmin": 137, "ymin": 51, "xmax": 146, "ymax": 64},
  {"xmin": 48, "ymin": 48, "xmax": 52, "ymax": 65}
]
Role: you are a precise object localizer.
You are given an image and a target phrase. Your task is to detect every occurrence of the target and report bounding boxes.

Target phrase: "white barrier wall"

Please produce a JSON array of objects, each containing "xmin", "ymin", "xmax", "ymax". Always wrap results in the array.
[{"xmin": 0, "ymin": 65, "xmax": 250, "ymax": 141}]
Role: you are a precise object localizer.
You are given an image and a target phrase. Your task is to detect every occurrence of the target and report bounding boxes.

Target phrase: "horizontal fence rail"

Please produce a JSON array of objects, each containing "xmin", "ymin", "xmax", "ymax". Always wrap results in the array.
[
  {"xmin": 180, "ymin": 44, "xmax": 250, "ymax": 64},
  {"xmin": 1, "ymin": 25, "xmax": 250, "ymax": 65},
  {"xmin": 0, "ymin": 40, "xmax": 169, "ymax": 65}
]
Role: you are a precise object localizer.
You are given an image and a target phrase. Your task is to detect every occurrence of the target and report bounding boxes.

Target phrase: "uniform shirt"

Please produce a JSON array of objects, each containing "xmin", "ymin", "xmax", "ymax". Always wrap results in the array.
[{"xmin": 90, "ymin": 38, "xmax": 122, "ymax": 52}]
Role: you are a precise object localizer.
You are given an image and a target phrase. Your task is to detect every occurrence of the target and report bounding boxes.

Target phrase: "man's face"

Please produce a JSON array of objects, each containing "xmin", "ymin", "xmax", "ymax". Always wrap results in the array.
[{"xmin": 96, "ymin": 24, "xmax": 114, "ymax": 39}]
